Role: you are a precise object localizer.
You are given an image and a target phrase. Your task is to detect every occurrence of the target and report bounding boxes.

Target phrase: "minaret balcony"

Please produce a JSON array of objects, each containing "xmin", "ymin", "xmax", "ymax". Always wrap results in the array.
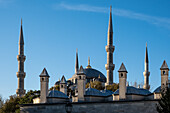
[
  {"xmin": 16, "ymin": 72, "xmax": 26, "ymax": 78},
  {"xmin": 17, "ymin": 55, "xmax": 26, "ymax": 61},
  {"xmin": 105, "ymin": 45, "xmax": 115, "ymax": 52},
  {"xmin": 143, "ymin": 71, "xmax": 150, "ymax": 76},
  {"xmin": 105, "ymin": 64, "xmax": 115, "ymax": 70}
]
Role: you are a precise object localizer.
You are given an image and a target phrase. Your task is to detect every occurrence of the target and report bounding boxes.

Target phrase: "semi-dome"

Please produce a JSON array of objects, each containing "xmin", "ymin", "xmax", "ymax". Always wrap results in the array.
[
  {"xmin": 48, "ymin": 90, "xmax": 68, "ymax": 98},
  {"xmin": 114, "ymin": 86, "xmax": 151, "ymax": 95}
]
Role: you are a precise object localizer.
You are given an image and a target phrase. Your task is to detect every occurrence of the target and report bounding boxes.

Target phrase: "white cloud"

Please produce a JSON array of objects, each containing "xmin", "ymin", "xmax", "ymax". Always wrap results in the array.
[{"xmin": 56, "ymin": 3, "xmax": 170, "ymax": 30}]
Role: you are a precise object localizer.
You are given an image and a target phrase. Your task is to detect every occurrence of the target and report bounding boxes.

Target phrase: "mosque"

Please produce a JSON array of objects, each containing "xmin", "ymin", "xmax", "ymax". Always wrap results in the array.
[{"xmin": 16, "ymin": 6, "xmax": 169, "ymax": 104}]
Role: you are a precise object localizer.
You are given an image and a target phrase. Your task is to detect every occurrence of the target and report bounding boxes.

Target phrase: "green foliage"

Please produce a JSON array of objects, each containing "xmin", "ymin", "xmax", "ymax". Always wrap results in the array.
[
  {"xmin": 0, "ymin": 90, "xmax": 40, "ymax": 113},
  {"xmin": 86, "ymin": 81, "xmax": 105, "ymax": 90},
  {"xmin": 0, "ymin": 95, "xmax": 20, "ymax": 113},
  {"xmin": 85, "ymin": 81, "xmax": 119, "ymax": 92},
  {"xmin": 50, "ymin": 85, "xmax": 60, "ymax": 91},
  {"xmin": 0, "ymin": 95, "xmax": 3, "ymax": 109},
  {"xmin": 157, "ymin": 87, "xmax": 170, "ymax": 113},
  {"xmin": 19, "ymin": 90, "xmax": 40, "ymax": 104},
  {"xmin": 106, "ymin": 83, "xmax": 119, "ymax": 92}
]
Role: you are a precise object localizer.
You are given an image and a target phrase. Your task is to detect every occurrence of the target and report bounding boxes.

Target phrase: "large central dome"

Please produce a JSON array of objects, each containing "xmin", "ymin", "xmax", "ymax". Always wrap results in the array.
[
  {"xmin": 70, "ymin": 67, "xmax": 106, "ymax": 83},
  {"xmin": 83, "ymin": 68, "xmax": 106, "ymax": 82}
]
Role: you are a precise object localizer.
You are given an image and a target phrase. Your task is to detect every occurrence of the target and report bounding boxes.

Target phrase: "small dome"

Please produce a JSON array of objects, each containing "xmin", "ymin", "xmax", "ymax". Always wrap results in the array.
[
  {"xmin": 114, "ymin": 86, "xmax": 151, "ymax": 95},
  {"xmin": 48, "ymin": 90, "xmax": 68, "ymax": 98},
  {"xmin": 153, "ymin": 86, "xmax": 161, "ymax": 93},
  {"xmin": 85, "ymin": 88, "xmax": 105, "ymax": 96},
  {"xmin": 101, "ymin": 90, "xmax": 114, "ymax": 96}
]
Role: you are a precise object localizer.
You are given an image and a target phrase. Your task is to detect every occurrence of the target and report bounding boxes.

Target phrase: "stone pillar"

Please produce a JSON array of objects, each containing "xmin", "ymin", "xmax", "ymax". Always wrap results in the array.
[
  {"xmin": 40, "ymin": 68, "xmax": 50, "ymax": 103},
  {"xmin": 160, "ymin": 60, "xmax": 169, "ymax": 89},
  {"xmin": 77, "ymin": 66, "xmax": 86, "ymax": 102},
  {"xmin": 118, "ymin": 63, "xmax": 127, "ymax": 100},
  {"xmin": 60, "ymin": 75, "xmax": 67, "ymax": 95}
]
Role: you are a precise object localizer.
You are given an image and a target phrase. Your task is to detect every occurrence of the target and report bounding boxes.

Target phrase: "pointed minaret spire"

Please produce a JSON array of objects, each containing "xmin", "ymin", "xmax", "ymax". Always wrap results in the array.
[
  {"xmin": 143, "ymin": 43, "xmax": 150, "ymax": 90},
  {"xmin": 75, "ymin": 49, "xmax": 79, "ymax": 73},
  {"xmin": 105, "ymin": 6, "xmax": 115, "ymax": 86},
  {"xmin": 108, "ymin": 6, "xmax": 113, "ymax": 33},
  {"xmin": 16, "ymin": 19, "xmax": 26, "ymax": 97},
  {"xmin": 86, "ymin": 57, "xmax": 92, "ymax": 68},
  {"xmin": 19, "ymin": 19, "xmax": 24, "ymax": 46},
  {"xmin": 145, "ymin": 43, "xmax": 149, "ymax": 63}
]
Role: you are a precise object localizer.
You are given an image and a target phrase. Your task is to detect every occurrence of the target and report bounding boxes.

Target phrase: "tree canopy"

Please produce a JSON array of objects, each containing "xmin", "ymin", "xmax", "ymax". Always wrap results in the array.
[
  {"xmin": 157, "ymin": 87, "xmax": 170, "ymax": 113},
  {"xmin": 0, "ymin": 90, "xmax": 40, "ymax": 113}
]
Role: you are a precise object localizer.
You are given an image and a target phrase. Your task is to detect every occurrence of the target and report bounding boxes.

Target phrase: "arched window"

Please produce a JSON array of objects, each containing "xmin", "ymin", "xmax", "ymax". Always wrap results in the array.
[
  {"xmin": 61, "ymin": 85, "xmax": 63, "ymax": 88},
  {"xmin": 163, "ymin": 71, "xmax": 165, "ymax": 75},
  {"xmin": 121, "ymin": 73, "xmax": 123, "ymax": 77},
  {"xmin": 42, "ymin": 78, "xmax": 44, "ymax": 81},
  {"xmin": 79, "ymin": 76, "xmax": 81, "ymax": 79}
]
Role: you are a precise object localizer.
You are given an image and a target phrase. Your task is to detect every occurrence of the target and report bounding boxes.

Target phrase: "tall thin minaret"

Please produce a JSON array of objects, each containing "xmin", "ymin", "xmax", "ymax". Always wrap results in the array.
[
  {"xmin": 143, "ymin": 43, "xmax": 150, "ymax": 90},
  {"xmin": 75, "ymin": 49, "xmax": 79, "ymax": 73},
  {"xmin": 105, "ymin": 6, "xmax": 115, "ymax": 85},
  {"xmin": 16, "ymin": 19, "xmax": 26, "ymax": 97}
]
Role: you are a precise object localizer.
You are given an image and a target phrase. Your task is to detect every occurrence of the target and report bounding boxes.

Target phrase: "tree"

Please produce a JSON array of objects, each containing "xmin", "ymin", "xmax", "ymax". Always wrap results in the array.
[
  {"xmin": 19, "ymin": 90, "xmax": 40, "ymax": 104},
  {"xmin": 106, "ymin": 83, "xmax": 119, "ymax": 92},
  {"xmin": 156, "ymin": 87, "xmax": 170, "ymax": 113},
  {"xmin": 86, "ymin": 81, "xmax": 105, "ymax": 90},
  {"xmin": 0, "ymin": 95, "xmax": 20, "ymax": 113},
  {"xmin": 0, "ymin": 90, "xmax": 40, "ymax": 113},
  {"xmin": 0, "ymin": 95, "xmax": 3, "ymax": 109}
]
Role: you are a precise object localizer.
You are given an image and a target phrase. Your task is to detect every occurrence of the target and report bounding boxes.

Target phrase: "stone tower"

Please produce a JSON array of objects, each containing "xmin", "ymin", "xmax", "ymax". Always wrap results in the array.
[
  {"xmin": 118, "ymin": 63, "xmax": 128, "ymax": 100},
  {"xmin": 60, "ymin": 75, "xmax": 67, "ymax": 95},
  {"xmin": 160, "ymin": 60, "xmax": 169, "ymax": 89},
  {"xmin": 77, "ymin": 66, "xmax": 86, "ymax": 101},
  {"xmin": 40, "ymin": 68, "xmax": 50, "ymax": 103},
  {"xmin": 143, "ymin": 43, "xmax": 150, "ymax": 90},
  {"xmin": 16, "ymin": 19, "xmax": 26, "ymax": 97},
  {"xmin": 105, "ymin": 6, "xmax": 115, "ymax": 85},
  {"xmin": 75, "ymin": 49, "xmax": 79, "ymax": 73}
]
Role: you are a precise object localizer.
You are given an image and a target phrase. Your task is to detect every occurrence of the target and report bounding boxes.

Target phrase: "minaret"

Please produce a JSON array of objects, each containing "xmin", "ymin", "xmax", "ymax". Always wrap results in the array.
[
  {"xmin": 160, "ymin": 60, "xmax": 169, "ymax": 89},
  {"xmin": 60, "ymin": 75, "xmax": 67, "ymax": 95},
  {"xmin": 75, "ymin": 49, "xmax": 79, "ymax": 73},
  {"xmin": 105, "ymin": 6, "xmax": 115, "ymax": 85},
  {"xmin": 143, "ymin": 43, "xmax": 150, "ymax": 90},
  {"xmin": 118, "ymin": 63, "xmax": 128, "ymax": 100},
  {"xmin": 16, "ymin": 19, "xmax": 26, "ymax": 97},
  {"xmin": 86, "ymin": 57, "xmax": 92, "ymax": 68},
  {"xmin": 40, "ymin": 68, "xmax": 50, "ymax": 103}
]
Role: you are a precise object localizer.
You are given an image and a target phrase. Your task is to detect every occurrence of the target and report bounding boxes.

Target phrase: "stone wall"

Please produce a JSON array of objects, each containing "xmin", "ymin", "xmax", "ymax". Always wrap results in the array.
[{"xmin": 20, "ymin": 100, "xmax": 158, "ymax": 113}]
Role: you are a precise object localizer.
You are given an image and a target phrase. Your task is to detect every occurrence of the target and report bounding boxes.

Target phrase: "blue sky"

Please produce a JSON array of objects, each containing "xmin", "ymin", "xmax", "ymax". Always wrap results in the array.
[{"xmin": 0, "ymin": 0, "xmax": 170, "ymax": 99}]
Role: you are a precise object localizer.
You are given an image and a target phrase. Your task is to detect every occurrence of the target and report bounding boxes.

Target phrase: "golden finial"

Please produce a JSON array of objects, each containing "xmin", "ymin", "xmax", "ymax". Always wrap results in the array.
[{"xmin": 86, "ymin": 57, "xmax": 92, "ymax": 68}]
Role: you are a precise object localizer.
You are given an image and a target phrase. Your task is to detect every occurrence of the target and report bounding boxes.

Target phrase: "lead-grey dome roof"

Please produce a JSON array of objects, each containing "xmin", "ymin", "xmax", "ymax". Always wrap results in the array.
[
  {"xmin": 114, "ymin": 86, "xmax": 151, "ymax": 95},
  {"xmin": 153, "ymin": 86, "xmax": 161, "ymax": 93},
  {"xmin": 85, "ymin": 88, "xmax": 105, "ymax": 96},
  {"xmin": 72, "ymin": 68, "xmax": 106, "ymax": 82},
  {"xmin": 48, "ymin": 90, "xmax": 68, "ymax": 98},
  {"xmin": 85, "ymin": 88, "xmax": 114, "ymax": 96}
]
